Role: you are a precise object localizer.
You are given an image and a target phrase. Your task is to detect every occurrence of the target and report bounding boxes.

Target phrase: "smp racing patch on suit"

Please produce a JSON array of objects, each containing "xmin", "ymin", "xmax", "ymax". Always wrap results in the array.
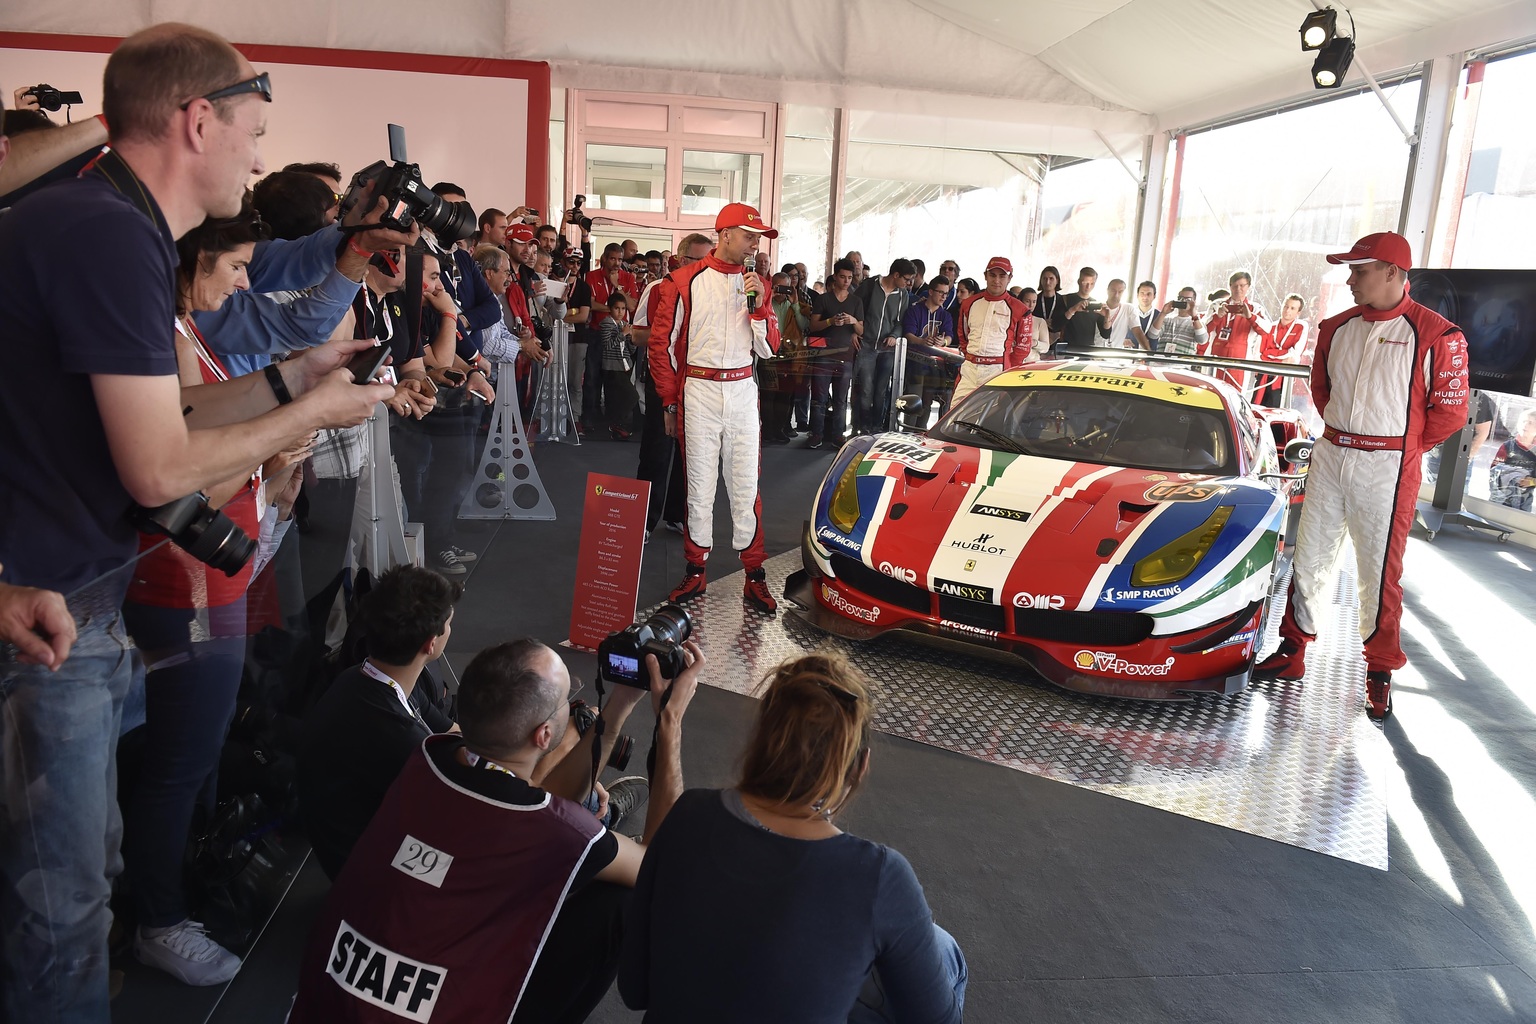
[{"xmin": 327, "ymin": 920, "xmax": 445, "ymax": 1021}]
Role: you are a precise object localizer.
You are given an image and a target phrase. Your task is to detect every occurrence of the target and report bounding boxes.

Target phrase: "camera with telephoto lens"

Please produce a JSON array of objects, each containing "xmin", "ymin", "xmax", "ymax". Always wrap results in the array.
[
  {"xmin": 338, "ymin": 124, "xmax": 477, "ymax": 244},
  {"xmin": 568, "ymin": 195, "xmax": 594, "ymax": 232},
  {"xmin": 25, "ymin": 84, "xmax": 84, "ymax": 112},
  {"xmin": 597, "ymin": 604, "xmax": 694, "ymax": 688},
  {"xmin": 128, "ymin": 493, "xmax": 256, "ymax": 577}
]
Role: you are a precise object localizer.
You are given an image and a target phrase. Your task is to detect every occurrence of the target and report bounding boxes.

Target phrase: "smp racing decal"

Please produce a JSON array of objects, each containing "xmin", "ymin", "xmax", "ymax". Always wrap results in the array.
[
  {"xmin": 933, "ymin": 578, "xmax": 994, "ymax": 602},
  {"xmin": 949, "ymin": 532, "xmax": 1008, "ymax": 556},
  {"xmin": 820, "ymin": 583, "xmax": 880, "ymax": 622},
  {"xmin": 864, "ymin": 438, "xmax": 943, "ymax": 472},
  {"xmin": 970, "ymin": 503, "xmax": 1030, "ymax": 522},
  {"xmin": 1074, "ymin": 651, "xmax": 1176, "ymax": 676},
  {"xmin": 327, "ymin": 920, "xmax": 445, "ymax": 1022},
  {"xmin": 1145, "ymin": 481, "xmax": 1227, "ymax": 502},
  {"xmin": 1102, "ymin": 583, "xmax": 1182, "ymax": 602},
  {"xmin": 817, "ymin": 525, "xmax": 862, "ymax": 554}
]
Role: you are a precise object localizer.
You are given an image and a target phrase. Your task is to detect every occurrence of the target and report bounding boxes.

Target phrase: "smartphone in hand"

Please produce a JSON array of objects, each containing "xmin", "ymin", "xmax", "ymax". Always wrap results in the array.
[{"xmin": 347, "ymin": 344, "xmax": 390, "ymax": 384}]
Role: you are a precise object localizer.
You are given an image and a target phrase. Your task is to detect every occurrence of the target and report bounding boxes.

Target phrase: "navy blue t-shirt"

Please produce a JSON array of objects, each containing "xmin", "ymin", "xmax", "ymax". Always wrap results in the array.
[
  {"xmin": 0, "ymin": 171, "xmax": 179, "ymax": 595},
  {"xmin": 619, "ymin": 788, "xmax": 961, "ymax": 1023}
]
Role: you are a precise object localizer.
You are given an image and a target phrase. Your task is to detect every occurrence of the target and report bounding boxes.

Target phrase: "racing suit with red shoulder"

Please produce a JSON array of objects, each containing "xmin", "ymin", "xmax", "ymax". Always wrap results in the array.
[
  {"xmin": 1278, "ymin": 292, "xmax": 1468, "ymax": 671},
  {"xmin": 649, "ymin": 251, "xmax": 780, "ymax": 570},
  {"xmin": 951, "ymin": 291, "xmax": 1035, "ymax": 404}
]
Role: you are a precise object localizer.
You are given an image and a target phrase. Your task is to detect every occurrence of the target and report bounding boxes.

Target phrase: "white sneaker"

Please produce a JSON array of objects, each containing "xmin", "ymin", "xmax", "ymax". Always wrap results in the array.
[{"xmin": 135, "ymin": 919, "xmax": 242, "ymax": 986}]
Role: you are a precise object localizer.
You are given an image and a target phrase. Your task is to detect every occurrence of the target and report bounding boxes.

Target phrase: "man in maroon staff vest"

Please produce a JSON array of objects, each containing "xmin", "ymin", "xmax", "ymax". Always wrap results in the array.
[{"xmin": 289, "ymin": 637, "xmax": 705, "ymax": 1022}]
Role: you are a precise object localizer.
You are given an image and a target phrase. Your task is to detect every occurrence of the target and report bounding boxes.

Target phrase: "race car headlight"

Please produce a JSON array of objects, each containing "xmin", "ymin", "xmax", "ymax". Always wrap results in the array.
[
  {"xmin": 828, "ymin": 457, "xmax": 864, "ymax": 534},
  {"xmin": 1131, "ymin": 506, "xmax": 1233, "ymax": 587}
]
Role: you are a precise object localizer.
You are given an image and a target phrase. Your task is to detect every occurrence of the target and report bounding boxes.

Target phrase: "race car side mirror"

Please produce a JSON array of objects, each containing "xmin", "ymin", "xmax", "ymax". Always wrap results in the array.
[
  {"xmin": 895, "ymin": 393, "xmax": 924, "ymax": 433},
  {"xmin": 1284, "ymin": 438, "xmax": 1312, "ymax": 465}
]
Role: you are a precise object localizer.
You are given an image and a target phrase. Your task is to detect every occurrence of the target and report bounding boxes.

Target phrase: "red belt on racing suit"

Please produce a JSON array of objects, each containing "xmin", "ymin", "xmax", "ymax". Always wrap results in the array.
[
  {"xmin": 964, "ymin": 354, "xmax": 1005, "ymax": 366},
  {"xmin": 1322, "ymin": 424, "xmax": 1405, "ymax": 452},
  {"xmin": 685, "ymin": 364, "xmax": 754, "ymax": 381}
]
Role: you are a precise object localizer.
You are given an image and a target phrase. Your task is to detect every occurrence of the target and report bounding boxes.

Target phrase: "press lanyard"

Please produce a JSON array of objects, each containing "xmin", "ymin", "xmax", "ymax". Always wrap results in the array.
[{"xmin": 361, "ymin": 660, "xmax": 428, "ymax": 731}]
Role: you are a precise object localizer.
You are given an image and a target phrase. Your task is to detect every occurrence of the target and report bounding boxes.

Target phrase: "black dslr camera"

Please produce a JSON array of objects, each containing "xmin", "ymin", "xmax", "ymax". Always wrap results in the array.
[
  {"xmin": 24, "ymin": 84, "xmax": 83, "ymax": 112},
  {"xmin": 597, "ymin": 604, "xmax": 693, "ymax": 688},
  {"xmin": 568, "ymin": 195, "xmax": 594, "ymax": 233},
  {"xmin": 338, "ymin": 124, "xmax": 476, "ymax": 244},
  {"xmin": 128, "ymin": 493, "xmax": 256, "ymax": 577}
]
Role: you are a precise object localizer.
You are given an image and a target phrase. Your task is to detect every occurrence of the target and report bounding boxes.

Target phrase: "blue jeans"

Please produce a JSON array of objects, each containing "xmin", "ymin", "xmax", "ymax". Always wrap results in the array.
[
  {"xmin": 0, "ymin": 611, "xmax": 135, "ymax": 1023},
  {"xmin": 120, "ymin": 599, "xmax": 248, "ymax": 928},
  {"xmin": 851, "ymin": 345, "xmax": 893, "ymax": 434},
  {"xmin": 850, "ymin": 924, "xmax": 968, "ymax": 1022}
]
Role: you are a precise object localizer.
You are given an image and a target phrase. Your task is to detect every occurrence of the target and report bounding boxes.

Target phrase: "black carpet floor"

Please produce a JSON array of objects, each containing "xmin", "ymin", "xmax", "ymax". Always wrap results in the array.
[{"xmin": 114, "ymin": 430, "xmax": 1536, "ymax": 1024}]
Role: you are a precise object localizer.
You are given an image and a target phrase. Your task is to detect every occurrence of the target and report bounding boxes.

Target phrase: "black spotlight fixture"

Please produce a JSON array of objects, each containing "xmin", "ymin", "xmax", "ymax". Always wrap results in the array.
[
  {"xmin": 1311, "ymin": 36, "xmax": 1356, "ymax": 89},
  {"xmin": 1299, "ymin": 8, "xmax": 1337, "ymax": 51}
]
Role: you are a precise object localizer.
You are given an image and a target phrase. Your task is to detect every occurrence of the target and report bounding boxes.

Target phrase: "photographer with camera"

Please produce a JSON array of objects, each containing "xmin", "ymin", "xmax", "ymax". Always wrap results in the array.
[
  {"xmin": 290, "ymin": 633, "xmax": 706, "ymax": 1023},
  {"xmin": 561, "ymin": 194, "xmax": 596, "ymax": 275},
  {"xmin": 0, "ymin": 25, "xmax": 397, "ymax": 1021},
  {"xmin": 0, "ymin": 85, "xmax": 109, "ymax": 206},
  {"xmin": 619, "ymin": 652, "xmax": 966, "ymax": 1023},
  {"xmin": 1059, "ymin": 266, "xmax": 1105, "ymax": 354},
  {"xmin": 1205, "ymin": 270, "xmax": 1271, "ymax": 391}
]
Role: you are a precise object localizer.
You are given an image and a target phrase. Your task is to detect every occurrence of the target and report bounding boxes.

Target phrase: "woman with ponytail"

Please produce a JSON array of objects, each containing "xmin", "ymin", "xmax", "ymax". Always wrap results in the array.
[{"xmin": 619, "ymin": 652, "xmax": 966, "ymax": 1022}]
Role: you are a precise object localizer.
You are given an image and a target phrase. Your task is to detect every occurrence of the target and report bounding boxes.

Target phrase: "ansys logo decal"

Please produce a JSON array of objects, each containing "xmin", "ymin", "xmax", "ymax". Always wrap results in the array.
[
  {"xmin": 970, "ymin": 503, "xmax": 1029, "ymax": 521},
  {"xmin": 934, "ymin": 578, "xmax": 994, "ymax": 602}
]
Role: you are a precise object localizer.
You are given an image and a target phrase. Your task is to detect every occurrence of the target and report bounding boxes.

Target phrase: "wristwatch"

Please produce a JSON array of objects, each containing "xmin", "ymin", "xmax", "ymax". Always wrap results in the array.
[{"xmin": 664, "ymin": 404, "xmax": 679, "ymax": 414}]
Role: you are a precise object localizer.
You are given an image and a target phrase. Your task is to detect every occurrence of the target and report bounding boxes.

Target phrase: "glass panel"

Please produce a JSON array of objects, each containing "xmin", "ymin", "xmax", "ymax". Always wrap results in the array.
[
  {"xmin": 548, "ymin": 118, "xmax": 565, "ymax": 230},
  {"xmin": 681, "ymin": 106, "xmax": 766, "ymax": 138},
  {"xmin": 681, "ymin": 150, "xmax": 762, "ymax": 215},
  {"xmin": 586, "ymin": 99, "xmax": 669, "ymax": 132},
  {"xmin": 841, "ymin": 139, "xmax": 1045, "ymax": 288},
  {"xmin": 584, "ymin": 144, "xmax": 666, "ymax": 214},
  {"xmin": 1165, "ymin": 80, "xmax": 1420, "ymax": 426},
  {"xmin": 1019, "ymin": 156, "xmax": 1140, "ymax": 295},
  {"xmin": 1449, "ymin": 52, "xmax": 1536, "ymax": 270},
  {"xmin": 780, "ymin": 105, "xmax": 835, "ymax": 284}
]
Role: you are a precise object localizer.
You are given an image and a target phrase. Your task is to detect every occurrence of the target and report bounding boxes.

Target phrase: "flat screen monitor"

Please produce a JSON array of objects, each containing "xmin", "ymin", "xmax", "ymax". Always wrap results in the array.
[{"xmin": 1408, "ymin": 269, "xmax": 1536, "ymax": 398}]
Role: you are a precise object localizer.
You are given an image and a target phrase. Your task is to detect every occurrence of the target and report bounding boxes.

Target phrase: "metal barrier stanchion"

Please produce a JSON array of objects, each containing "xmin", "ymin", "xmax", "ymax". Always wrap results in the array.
[
  {"xmin": 535, "ymin": 320, "xmax": 581, "ymax": 445},
  {"xmin": 352, "ymin": 403, "xmax": 412, "ymax": 576},
  {"xmin": 459, "ymin": 360, "xmax": 557, "ymax": 522},
  {"xmin": 884, "ymin": 336, "xmax": 908, "ymax": 433}
]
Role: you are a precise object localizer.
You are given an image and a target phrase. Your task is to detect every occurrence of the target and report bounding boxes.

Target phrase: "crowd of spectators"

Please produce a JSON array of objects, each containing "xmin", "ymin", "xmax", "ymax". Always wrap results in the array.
[
  {"xmin": 0, "ymin": 25, "xmax": 965, "ymax": 1024},
  {"xmin": 2, "ymin": 22, "xmax": 1531, "ymax": 1024}
]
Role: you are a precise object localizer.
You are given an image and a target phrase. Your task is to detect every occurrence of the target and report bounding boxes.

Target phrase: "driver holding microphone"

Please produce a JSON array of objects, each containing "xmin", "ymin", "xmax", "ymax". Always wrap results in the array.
[{"xmin": 649, "ymin": 204, "xmax": 781, "ymax": 613}]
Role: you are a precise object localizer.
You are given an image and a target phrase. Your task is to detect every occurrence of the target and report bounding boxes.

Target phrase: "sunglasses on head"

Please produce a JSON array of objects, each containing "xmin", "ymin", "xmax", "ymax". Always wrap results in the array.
[{"xmin": 181, "ymin": 71, "xmax": 272, "ymax": 111}]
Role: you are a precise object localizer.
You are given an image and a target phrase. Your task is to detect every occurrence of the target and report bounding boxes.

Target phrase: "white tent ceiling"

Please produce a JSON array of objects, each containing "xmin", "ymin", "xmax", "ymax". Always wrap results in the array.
[{"xmin": 4, "ymin": 0, "xmax": 1535, "ymax": 158}]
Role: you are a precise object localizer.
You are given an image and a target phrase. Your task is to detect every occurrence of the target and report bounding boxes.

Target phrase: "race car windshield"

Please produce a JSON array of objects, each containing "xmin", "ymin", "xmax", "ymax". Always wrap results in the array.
[{"xmin": 932, "ymin": 386, "xmax": 1237, "ymax": 475}]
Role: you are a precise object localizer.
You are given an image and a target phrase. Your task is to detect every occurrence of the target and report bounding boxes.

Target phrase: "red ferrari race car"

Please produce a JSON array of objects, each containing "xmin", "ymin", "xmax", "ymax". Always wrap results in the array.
[{"xmin": 785, "ymin": 361, "xmax": 1311, "ymax": 699}]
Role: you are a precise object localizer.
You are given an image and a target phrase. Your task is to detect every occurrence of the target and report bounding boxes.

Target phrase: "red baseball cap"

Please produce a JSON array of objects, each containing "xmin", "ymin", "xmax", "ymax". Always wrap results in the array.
[
  {"xmin": 1326, "ymin": 231, "xmax": 1413, "ymax": 271},
  {"xmin": 714, "ymin": 202, "xmax": 778, "ymax": 239},
  {"xmin": 985, "ymin": 257, "xmax": 1013, "ymax": 275},
  {"xmin": 507, "ymin": 223, "xmax": 536, "ymax": 243}
]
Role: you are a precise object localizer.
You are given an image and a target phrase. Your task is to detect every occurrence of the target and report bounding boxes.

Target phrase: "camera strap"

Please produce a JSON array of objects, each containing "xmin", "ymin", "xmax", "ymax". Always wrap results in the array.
[{"xmin": 84, "ymin": 149, "xmax": 177, "ymax": 296}]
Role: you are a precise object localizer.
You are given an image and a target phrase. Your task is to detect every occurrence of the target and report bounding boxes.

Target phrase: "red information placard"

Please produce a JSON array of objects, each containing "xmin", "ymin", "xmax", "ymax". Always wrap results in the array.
[{"xmin": 567, "ymin": 473, "xmax": 652, "ymax": 651}]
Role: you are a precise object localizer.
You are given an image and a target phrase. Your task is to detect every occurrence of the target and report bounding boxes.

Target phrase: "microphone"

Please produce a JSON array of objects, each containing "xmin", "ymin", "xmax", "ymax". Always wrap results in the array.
[{"xmin": 744, "ymin": 253, "xmax": 758, "ymax": 313}]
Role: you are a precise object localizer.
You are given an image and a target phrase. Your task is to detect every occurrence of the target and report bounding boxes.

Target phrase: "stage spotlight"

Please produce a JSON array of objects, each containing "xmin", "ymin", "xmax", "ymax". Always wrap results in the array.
[
  {"xmin": 1311, "ymin": 36, "xmax": 1355, "ymax": 88},
  {"xmin": 1299, "ymin": 8, "xmax": 1337, "ymax": 51}
]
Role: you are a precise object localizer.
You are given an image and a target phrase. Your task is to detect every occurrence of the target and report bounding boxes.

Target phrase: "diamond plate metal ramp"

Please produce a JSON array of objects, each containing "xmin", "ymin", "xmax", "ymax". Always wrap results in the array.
[{"xmin": 669, "ymin": 550, "xmax": 1389, "ymax": 868}]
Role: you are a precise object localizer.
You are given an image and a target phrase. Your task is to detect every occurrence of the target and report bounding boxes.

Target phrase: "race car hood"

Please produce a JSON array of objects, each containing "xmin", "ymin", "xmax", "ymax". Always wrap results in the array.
[{"xmin": 813, "ymin": 434, "xmax": 1282, "ymax": 625}]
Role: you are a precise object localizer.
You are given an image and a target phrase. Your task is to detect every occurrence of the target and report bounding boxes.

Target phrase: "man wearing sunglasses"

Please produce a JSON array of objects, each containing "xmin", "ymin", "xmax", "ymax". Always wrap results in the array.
[{"xmin": 0, "ymin": 24, "xmax": 398, "ymax": 1020}]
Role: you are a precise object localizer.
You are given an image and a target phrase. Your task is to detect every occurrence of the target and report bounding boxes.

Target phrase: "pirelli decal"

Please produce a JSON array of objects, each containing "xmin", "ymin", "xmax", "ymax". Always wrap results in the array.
[
  {"xmin": 327, "ymin": 919, "xmax": 446, "ymax": 1021},
  {"xmin": 989, "ymin": 369, "xmax": 1223, "ymax": 409}
]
